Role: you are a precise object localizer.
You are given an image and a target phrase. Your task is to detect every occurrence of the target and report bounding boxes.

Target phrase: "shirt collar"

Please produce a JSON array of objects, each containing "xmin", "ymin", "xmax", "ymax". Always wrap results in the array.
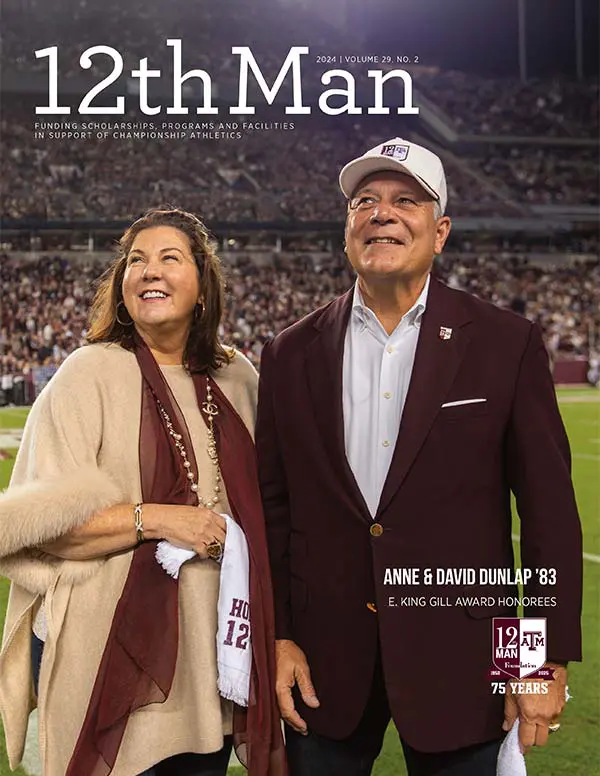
[{"xmin": 351, "ymin": 274, "xmax": 430, "ymax": 330}]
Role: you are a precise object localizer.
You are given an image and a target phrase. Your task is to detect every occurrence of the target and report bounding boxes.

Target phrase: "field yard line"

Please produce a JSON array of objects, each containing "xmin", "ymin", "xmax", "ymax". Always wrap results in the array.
[
  {"xmin": 512, "ymin": 534, "xmax": 600, "ymax": 564},
  {"xmin": 557, "ymin": 394, "xmax": 600, "ymax": 404},
  {"xmin": 573, "ymin": 453, "xmax": 600, "ymax": 461}
]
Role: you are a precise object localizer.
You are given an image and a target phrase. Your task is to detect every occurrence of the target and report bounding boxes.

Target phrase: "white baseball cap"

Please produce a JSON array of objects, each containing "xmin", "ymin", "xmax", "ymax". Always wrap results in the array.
[{"xmin": 339, "ymin": 137, "xmax": 447, "ymax": 215}]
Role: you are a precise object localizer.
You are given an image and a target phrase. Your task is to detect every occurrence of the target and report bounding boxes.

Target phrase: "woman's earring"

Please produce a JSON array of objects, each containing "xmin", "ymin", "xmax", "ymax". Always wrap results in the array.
[
  {"xmin": 194, "ymin": 302, "xmax": 204, "ymax": 321},
  {"xmin": 116, "ymin": 301, "xmax": 134, "ymax": 326}
]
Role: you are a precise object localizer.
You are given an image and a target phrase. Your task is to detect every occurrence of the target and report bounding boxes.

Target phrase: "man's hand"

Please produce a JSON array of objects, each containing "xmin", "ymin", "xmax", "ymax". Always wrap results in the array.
[
  {"xmin": 503, "ymin": 663, "xmax": 568, "ymax": 753},
  {"xmin": 275, "ymin": 639, "xmax": 320, "ymax": 735}
]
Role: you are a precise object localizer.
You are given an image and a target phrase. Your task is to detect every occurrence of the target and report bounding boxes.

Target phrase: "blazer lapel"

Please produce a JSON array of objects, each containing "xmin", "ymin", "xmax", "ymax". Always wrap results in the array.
[
  {"xmin": 305, "ymin": 290, "xmax": 372, "ymax": 523},
  {"xmin": 377, "ymin": 278, "xmax": 473, "ymax": 517}
]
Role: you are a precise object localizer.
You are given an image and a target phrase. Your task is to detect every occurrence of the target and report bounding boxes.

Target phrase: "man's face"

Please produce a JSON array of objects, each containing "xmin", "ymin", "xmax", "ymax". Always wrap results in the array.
[{"xmin": 344, "ymin": 171, "xmax": 451, "ymax": 283}]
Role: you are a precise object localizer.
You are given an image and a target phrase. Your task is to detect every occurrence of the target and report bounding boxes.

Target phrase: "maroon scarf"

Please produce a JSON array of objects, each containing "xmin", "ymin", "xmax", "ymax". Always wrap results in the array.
[{"xmin": 67, "ymin": 338, "xmax": 286, "ymax": 776}]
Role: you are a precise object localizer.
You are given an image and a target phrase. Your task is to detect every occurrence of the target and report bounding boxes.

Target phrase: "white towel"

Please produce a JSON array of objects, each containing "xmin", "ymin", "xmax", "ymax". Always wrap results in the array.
[
  {"xmin": 497, "ymin": 719, "xmax": 527, "ymax": 776},
  {"xmin": 155, "ymin": 514, "xmax": 251, "ymax": 707},
  {"xmin": 496, "ymin": 686, "xmax": 570, "ymax": 776},
  {"xmin": 155, "ymin": 541, "xmax": 195, "ymax": 579},
  {"xmin": 215, "ymin": 515, "xmax": 252, "ymax": 707}
]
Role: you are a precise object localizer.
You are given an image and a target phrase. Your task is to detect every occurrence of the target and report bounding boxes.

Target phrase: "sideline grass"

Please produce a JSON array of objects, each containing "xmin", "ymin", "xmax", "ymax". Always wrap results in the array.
[{"xmin": 0, "ymin": 391, "xmax": 598, "ymax": 775}]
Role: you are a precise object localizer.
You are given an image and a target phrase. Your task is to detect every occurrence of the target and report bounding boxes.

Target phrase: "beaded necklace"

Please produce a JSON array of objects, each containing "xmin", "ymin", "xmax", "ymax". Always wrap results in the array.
[{"xmin": 156, "ymin": 377, "xmax": 222, "ymax": 508}]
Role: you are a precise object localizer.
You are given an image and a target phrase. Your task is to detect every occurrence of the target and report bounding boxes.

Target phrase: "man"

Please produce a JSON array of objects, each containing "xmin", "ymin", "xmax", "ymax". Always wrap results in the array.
[{"xmin": 256, "ymin": 137, "xmax": 582, "ymax": 776}]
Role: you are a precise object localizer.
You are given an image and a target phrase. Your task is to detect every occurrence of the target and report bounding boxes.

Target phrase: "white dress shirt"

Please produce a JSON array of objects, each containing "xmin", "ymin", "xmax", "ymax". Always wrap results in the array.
[{"xmin": 342, "ymin": 275, "xmax": 429, "ymax": 517}]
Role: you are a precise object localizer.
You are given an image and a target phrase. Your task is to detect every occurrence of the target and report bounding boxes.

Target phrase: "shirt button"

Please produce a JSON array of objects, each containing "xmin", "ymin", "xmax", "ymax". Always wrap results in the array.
[
  {"xmin": 386, "ymin": 346, "xmax": 394, "ymax": 354},
  {"xmin": 382, "ymin": 440, "xmax": 390, "ymax": 447},
  {"xmin": 370, "ymin": 523, "xmax": 384, "ymax": 537},
  {"xmin": 383, "ymin": 391, "xmax": 392, "ymax": 399}
]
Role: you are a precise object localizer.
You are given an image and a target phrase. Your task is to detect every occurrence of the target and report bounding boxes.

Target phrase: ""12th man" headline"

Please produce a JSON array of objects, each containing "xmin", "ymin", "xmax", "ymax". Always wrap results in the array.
[{"xmin": 34, "ymin": 43, "xmax": 420, "ymax": 117}]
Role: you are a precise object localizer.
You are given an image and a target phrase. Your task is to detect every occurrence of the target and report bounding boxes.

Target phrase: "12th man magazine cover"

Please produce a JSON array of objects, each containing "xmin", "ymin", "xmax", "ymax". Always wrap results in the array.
[{"xmin": 0, "ymin": 0, "xmax": 598, "ymax": 774}]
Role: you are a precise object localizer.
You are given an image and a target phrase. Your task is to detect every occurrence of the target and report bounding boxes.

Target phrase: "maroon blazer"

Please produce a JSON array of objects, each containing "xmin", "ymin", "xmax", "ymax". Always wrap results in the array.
[{"xmin": 255, "ymin": 277, "xmax": 582, "ymax": 753}]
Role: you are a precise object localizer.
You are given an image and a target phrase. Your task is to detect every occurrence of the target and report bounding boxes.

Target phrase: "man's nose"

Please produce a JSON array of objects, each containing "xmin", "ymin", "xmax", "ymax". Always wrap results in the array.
[{"xmin": 370, "ymin": 203, "xmax": 397, "ymax": 224}]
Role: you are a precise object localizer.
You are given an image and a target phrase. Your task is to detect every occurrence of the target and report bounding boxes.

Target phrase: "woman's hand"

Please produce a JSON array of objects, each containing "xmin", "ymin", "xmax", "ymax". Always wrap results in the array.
[
  {"xmin": 40, "ymin": 502, "xmax": 226, "ymax": 561},
  {"xmin": 148, "ymin": 504, "xmax": 226, "ymax": 558}
]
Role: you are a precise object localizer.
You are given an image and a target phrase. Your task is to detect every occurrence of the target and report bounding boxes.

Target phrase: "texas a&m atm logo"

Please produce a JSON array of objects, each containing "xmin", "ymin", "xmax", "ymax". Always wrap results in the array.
[
  {"xmin": 492, "ymin": 617, "xmax": 547, "ymax": 679},
  {"xmin": 381, "ymin": 143, "xmax": 409, "ymax": 161}
]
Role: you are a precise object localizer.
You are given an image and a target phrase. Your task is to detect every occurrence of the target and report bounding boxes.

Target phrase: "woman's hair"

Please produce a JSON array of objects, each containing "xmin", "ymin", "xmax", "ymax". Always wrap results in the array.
[{"xmin": 87, "ymin": 207, "xmax": 231, "ymax": 372}]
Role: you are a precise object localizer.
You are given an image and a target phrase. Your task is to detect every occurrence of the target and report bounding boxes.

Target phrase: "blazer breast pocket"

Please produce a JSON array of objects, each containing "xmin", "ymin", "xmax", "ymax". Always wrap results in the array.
[{"xmin": 438, "ymin": 398, "xmax": 488, "ymax": 421}]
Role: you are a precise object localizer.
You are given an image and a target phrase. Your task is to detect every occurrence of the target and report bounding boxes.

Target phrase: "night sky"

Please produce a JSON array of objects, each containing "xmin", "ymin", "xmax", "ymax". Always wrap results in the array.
[{"xmin": 353, "ymin": 0, "xmax": 599, "ymax": 78}]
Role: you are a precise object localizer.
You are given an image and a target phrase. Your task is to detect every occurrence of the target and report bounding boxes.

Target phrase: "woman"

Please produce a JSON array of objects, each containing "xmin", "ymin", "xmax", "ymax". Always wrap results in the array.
[{"xmin": 0, "ymin": 208, "xmax": 286, "ymax": 776}]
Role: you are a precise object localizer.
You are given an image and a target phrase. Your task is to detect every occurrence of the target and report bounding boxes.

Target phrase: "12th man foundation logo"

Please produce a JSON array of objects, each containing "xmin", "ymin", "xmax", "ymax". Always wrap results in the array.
[
  {"xmin": 492, "ymin": 617, "xmax": 547, "ymax": 679},
  {"xmin": 381, "ymin": 143, "xmax": 409, "ymax": 161}
]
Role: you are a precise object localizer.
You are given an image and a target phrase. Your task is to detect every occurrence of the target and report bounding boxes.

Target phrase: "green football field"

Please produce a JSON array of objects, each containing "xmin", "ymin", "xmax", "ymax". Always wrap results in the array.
[{"xmin": 0, "ymin": 392, "xmax": 598, "ymax": 776}]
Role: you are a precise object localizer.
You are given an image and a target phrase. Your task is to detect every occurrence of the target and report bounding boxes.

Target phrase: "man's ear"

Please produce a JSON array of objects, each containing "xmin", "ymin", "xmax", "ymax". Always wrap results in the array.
[{"xmin": 434, "ymin": 216, "xmax": 452, "ymax": 255}]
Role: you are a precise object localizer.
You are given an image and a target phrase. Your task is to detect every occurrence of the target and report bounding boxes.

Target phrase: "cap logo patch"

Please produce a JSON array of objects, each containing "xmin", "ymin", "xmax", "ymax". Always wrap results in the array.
[{"xmin": 380, "ymin": 144, "xmax": 409, "ymax": 161}]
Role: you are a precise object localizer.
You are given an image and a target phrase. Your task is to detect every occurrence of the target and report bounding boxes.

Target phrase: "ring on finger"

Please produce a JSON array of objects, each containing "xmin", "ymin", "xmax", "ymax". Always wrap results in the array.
[{"xmin": 206, "ymin": 539, "xmax": 224, "ymax": 563}]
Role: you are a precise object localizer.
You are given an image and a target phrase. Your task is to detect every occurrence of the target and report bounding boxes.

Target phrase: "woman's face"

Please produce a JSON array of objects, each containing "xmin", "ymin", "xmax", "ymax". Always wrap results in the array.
[{"xmin": 121, "ymin": 225, "xmax": 202, "ymax": 338}]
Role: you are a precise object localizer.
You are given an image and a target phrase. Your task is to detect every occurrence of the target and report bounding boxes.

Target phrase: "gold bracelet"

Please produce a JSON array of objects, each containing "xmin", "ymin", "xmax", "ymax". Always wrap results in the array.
[{"xmin": 133, "ymin": 503, "xmax": 144, "ymax": 544}]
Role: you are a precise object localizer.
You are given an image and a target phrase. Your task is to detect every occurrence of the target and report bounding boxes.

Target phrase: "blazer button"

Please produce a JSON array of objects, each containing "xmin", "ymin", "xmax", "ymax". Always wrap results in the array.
[
  {"xmin": 367, "ymin": 602, "xmax": 377, "ymax": 613},
  {"xmin": 370, "ymin": 523, "xmax": 384, "ymax": 537}
]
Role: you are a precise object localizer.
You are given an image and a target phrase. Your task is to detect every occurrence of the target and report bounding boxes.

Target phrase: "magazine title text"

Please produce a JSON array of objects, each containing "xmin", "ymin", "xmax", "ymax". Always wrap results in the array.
[{"xmin": 34, "ymin": 43, "xmax": 419, "ymax": 117}]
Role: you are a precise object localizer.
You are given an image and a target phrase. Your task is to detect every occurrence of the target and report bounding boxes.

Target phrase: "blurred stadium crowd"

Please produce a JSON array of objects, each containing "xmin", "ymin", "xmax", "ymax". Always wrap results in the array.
[
  {"xmin": 2, "ymin": 0, "xmax": 599, "ymax": 221},
  {"xmin": 2, "ymin": 119, "xmax": 598, "ymax": 222},
  {"xmin": 1, "ymin": 250, "xmax": 598, "ymax": 404},
  {"xmin": 1, "ymin": 0, "xmax": 598, "ymax": 401},
  {"xmin": 413, "ymin": 71, "xmax": 598, "ymax": 139},
  {"xmin": 2, "ymin": 0, "xmax": 333, "ymax": 78},
  {"xmin": 3, "ymin": 0, "xmax": 598, "ymax": 137},
  {"xmin": 3, "ymin": 105, "xmax": 599, "ymax": 222}
]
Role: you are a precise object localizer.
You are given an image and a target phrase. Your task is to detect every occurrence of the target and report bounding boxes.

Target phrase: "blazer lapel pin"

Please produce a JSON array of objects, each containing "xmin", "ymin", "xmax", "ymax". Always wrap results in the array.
[{"xmin": 439, "ymin": 326, "xmax": 453, "ymax": 340}]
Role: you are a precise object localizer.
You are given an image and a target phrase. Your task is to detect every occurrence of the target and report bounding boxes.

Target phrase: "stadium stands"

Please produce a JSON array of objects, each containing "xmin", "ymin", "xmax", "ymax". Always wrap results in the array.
[
  {"xmin": 2, "ymin": 0, "xmax": 598, "ymax": 220},
  {"xmin": 413, "ymin": 70, "xmax": 599, "ymax": 139},
  {"xmin": 1, "ymin": 249, "xmax": 598, "ymax": 404},
  {"xmin": 3, "ymin": 111, "xmax": 598, "ymax": 221},
  {"xmin": 1, "ymin": 0, "xmax": 598, "ymax": 401}
]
